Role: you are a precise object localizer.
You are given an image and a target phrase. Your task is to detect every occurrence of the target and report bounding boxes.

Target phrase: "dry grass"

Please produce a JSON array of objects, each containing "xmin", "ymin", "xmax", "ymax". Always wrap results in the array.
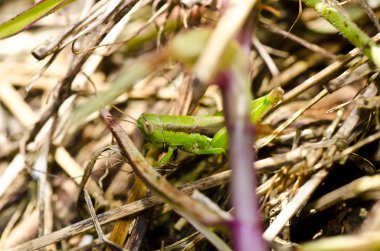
[{"xmin": 0, "ymin": 0, "xmax": 380, "ymax": 250}]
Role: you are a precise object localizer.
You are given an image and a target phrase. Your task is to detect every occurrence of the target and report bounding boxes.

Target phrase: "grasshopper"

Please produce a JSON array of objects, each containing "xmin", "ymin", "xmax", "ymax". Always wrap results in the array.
[{"xmin": 137, "ymin": 87, "xmax": 284, "ymax": 165}]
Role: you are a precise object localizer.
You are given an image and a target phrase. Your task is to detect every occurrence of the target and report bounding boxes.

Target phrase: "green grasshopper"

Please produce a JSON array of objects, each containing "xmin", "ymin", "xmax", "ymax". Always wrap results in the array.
[{"xmin": 137, "ymin": 87, "xmax": 284, "ymax": 165}]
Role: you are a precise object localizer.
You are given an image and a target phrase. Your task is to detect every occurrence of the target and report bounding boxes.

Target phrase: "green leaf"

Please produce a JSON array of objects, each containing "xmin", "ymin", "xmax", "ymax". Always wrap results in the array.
[{"xmin": 0, "ymin": 0, "xmax": 76, "ymax": 39}]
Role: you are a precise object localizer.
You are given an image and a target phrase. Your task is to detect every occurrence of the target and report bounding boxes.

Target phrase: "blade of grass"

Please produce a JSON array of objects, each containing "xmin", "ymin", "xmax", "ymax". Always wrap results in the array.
[{"xmin": 0, "ymin": 0, "xmax": 76, "ymax": 39}]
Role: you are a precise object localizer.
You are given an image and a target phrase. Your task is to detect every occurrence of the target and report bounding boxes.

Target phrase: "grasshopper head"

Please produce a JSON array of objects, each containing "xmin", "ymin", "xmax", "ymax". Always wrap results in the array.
[
  {"xmin": 137, "ymin": 114, "xmax": 154, "ymax": 136},
  {"xmin": 137, "ymin": 114, "xmax": 165, "ymax": 147}
]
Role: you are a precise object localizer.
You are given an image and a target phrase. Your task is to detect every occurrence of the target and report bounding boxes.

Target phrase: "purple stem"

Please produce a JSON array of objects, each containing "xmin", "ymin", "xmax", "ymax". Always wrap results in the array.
[
  {"xmin": 216, "ymin": 13, "xmax": 266, "ymax": 251},
  {"xmin": 216, "ymin": 72, "xmax": 265, "ymax": 251}
]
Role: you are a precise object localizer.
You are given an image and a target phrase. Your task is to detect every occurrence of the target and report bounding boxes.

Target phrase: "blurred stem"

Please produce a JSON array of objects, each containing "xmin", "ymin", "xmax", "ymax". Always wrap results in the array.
[
  {"xmin": 219, "ymin": 72, "xmax": 265, "ymax": 251},
  {"xmin": 216, "ymin": 14, "xmax": 265, "ymax": 251}
]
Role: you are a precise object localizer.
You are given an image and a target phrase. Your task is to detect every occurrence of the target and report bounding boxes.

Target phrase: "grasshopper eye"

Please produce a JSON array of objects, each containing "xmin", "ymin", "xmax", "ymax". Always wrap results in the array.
[{"xmin": 143, "ymin": 121, "xmax": 154, "ymax": 135}]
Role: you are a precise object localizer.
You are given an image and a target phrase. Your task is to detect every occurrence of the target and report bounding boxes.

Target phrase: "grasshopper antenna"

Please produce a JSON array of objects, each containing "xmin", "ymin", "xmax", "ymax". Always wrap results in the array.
[
  {"xmin": 124, "ymin": 113, "xmax": 137, "ymax": 122},
  {"xmin": 122, "ymin": 113, "xmax": 138, "ymax": 125},
  {"xmin": 120, "ymin": 117, "xmax": 137, "ymax": 125},
  {"xmin": 109, "ymin": 105, "xmax": 137, "ymax": 124}
]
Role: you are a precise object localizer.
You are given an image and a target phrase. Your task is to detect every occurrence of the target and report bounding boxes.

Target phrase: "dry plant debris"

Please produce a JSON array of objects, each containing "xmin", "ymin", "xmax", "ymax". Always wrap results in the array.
[{"xmin": 0, "ymin": 0, "xmax": 380, "ymax": 250}]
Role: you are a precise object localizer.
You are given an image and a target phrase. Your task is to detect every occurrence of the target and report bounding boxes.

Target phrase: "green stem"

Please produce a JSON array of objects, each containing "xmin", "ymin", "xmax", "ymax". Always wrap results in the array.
[{"xmin": 302, "ymin": 0, "xmax": 380, "ymax": 67}]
